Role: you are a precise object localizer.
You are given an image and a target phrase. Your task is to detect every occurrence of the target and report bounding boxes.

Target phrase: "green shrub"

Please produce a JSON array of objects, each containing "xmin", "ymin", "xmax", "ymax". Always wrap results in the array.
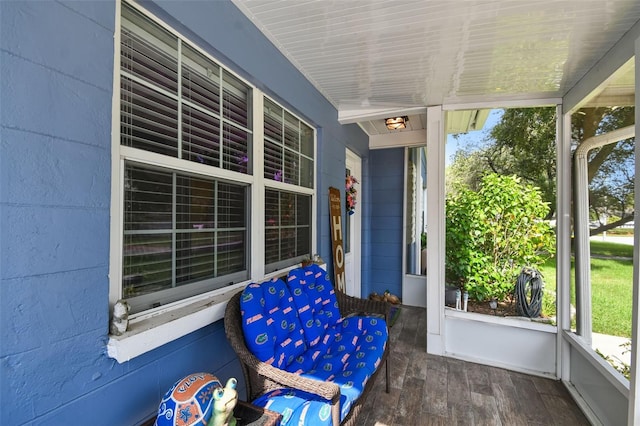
[{"xmin": 446, "ymin": 174, "xmax": 556, "ymax": 301}]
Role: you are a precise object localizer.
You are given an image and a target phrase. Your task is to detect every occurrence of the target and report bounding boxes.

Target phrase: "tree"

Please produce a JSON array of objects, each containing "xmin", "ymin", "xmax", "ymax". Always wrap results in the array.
[
  {"xmin": 446, "ymin": 174, "xmax": 555, "ymax": 302},
  {"xmin": 447, "ymin": 106, "xmax": 635, "ymax": 232},
  {"xmin": 488, "ymin": 108, "xmax": 557, "ymax": 218}
]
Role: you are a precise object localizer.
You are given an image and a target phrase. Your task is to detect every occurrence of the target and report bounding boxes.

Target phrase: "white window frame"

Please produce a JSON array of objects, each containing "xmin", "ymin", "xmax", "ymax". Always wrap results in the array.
[
  {"xmin": 263, "ymin": 96, "xmax": 316, "ymax": 273},
  {"xmin": 107, "ymin": 0, "xmax": 316, "ymax": 363}
]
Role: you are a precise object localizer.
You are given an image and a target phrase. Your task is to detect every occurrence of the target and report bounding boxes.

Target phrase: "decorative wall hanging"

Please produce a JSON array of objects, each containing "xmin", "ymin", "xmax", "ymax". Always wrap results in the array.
[
  {"xmin": 345, "ymin": 175, "xmax": 358, "ymax": 215},
  {"xmin": 329, "ymin": 187, "xmax": 346, "ymax": 292}
]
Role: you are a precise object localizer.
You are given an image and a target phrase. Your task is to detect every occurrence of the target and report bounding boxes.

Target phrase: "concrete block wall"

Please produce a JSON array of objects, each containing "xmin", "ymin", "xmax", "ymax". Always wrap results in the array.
[{"xmin": 0, "ymin": 1, "xmax": 378, "ymax": 424}]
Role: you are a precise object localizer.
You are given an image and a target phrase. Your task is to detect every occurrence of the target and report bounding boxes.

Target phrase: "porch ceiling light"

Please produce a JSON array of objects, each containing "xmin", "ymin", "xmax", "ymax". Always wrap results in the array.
[{"xmin": 385, "ymin": 116, "xmax": 408, "ymax": 130}]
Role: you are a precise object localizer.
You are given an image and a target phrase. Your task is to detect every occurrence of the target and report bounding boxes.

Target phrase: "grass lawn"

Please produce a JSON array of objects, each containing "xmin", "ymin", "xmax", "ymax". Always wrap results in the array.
[{"xmin": 538, "ymin": 240, "xmax": 633, "ymax": 337}]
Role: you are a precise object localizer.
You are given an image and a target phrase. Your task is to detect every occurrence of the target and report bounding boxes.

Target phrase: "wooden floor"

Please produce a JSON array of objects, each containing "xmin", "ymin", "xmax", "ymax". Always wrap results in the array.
[{"xmin": 359, "ymin": 306, "xmax": 591, "ymax": 426}]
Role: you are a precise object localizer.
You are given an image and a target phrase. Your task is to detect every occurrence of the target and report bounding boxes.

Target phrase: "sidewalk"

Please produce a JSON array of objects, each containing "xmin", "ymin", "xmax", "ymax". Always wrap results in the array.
[{"xmin": 592, "ymin": 332, "xmax": 631, "ymax": 367}]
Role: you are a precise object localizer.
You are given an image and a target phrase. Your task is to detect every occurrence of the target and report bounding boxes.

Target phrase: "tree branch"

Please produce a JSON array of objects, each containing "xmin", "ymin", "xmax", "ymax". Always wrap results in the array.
[{"xmin": 589, "ymin": 213, "xmax": 634, "ymax": 236}]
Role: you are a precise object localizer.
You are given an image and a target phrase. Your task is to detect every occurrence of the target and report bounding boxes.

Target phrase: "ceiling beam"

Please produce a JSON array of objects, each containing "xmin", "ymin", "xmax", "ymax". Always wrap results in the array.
[
  {"xmin": 338, "ymin": 105, "xmax": 427, "ymax": 125},
  {"xmin": 369, "ymin": 129, "xmax": 426, "ymax": 149}
]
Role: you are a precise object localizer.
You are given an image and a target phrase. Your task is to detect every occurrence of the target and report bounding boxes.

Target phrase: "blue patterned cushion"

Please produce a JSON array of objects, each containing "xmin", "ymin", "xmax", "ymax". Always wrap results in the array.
[
  {"xmin": 299, "ymin": 315, "xmax": 387, "ymax": 381},
  {"xmin": 240, "ymin": 279, "xmax": 306, "ymax": 369},
  {"xmin": 287, "ymin": 268, "xmax": 325, "ymax": 347},
  {"xmin": 304, "ymin": 264, "xmax": 341, "ymax": 328},
  {"xmin": 242, "ymin": 268, "xmax": 389, "ymax": 425},
  {"xmin": 252, "ymin": 389, "xmax": 338, "ymax": 426},
  {"xmin": 287, "ymin": 265, "xmax": 341, "ymax": 347},
  {"xmin": 270, "ymin": 315, "xmax": 388, "ymax": 423}
]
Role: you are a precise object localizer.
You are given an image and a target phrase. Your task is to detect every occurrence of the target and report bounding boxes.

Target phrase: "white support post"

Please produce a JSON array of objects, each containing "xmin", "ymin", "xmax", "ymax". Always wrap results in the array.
[
  {"xmin": 627, "ymin": 37, "xmax": 640, "ymax": 426},
  {"xmin": 426, "ymin": 105, "xmax": 445, "ymax": 355},
  {"xmin": 557, "ymin": 105, "xmax": 572, "ymax": 381},
  {"xmin": 573, "ymin": 136, "xmax": 593, "ymax": 345}
]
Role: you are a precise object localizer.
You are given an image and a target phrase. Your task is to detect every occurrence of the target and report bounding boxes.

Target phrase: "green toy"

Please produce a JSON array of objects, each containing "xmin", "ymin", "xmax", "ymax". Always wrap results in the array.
[{"xmin": 208, "ymin": 378, "xmax": 238, "ymax": 426}]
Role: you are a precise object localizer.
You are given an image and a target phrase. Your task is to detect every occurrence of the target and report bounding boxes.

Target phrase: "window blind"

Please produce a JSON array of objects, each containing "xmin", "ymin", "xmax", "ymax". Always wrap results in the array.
[
  {"xmin": 264, "ymin": 189, "xmax": 311, "ymax": 270},
  {"xmin": 123, "ymin": 163, "xmax": 247, "ymax": 301}
]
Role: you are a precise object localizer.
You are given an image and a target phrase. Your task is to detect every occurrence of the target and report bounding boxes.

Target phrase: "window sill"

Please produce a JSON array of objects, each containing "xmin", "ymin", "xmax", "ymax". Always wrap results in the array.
[{"xmin": 106, "ymin": 285, "xmax": 244, "ymax": 363}]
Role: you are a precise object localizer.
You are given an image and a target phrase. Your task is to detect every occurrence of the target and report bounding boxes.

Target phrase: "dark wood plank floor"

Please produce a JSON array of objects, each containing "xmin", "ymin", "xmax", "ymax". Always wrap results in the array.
[{"xmin": 359, "ymin": 306, "xmax": 591, "ymax": 426}]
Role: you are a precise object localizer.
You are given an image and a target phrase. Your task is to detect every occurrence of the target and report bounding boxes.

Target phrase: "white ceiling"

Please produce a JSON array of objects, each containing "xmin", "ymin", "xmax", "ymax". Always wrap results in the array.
[{"xmin": 232, "ymin": 0, "xmax": 640, "ymax": 135}]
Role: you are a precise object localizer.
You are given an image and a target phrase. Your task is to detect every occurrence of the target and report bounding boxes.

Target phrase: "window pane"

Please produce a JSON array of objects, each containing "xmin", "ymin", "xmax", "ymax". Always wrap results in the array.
[
  {"xmin": 223, "ymin": 72, "xmax": 251, "ymax": 128},
  {"xmin": 182, "ymin": 45, "xmax": 220, "ymax": 115},
  {"xmin": 300, "ymin": 156, "xmax": 313, "ymax": 189},
  {"xmin": 217, "ymin": 231, "xmax": 246, "ymax": 275},
  {"xmin": 264, "ymin": 228, "xmax": 280, "ymax": 264},
  {"xmin": 284, "ymin": 149, "xmax": 299, "ymax": 185},
  {"xmin": 182, "ymin": 105, "xmax": 221, "ymax": 167},
  {"xmin": 280, "ymin": 228, "xmax": 296, "ymax": 260},
  {"xmin": 265, "ymin": 189, "xmax": 311, "ymax": 269},
  {"xmin": 121, "ymin": 77, "xmax": 178, "ymax": 156},
  {"xmin": 176, "ymin": 174, "xmax": 214, "ymax": 230},
  {"xmin": 300, "ymin": 123, "xmax": 313, "ymax": 157},
  {"xmin": 263, "ymin": 96, "xmax": 314, "ymax": 186},
  {"xmin": 223, "ymin": 123, "xmax": 250, "ymax": 173},
  {"xmin": 123, "ymin": 233, "xmax": 172, "ymax": 298},
  {"xmin": 124, "ymin": 164, "xmax": 175, "ymax": 299},
  {"xmin": 121, "ymin": 6, "xmax": 178, "ymax": 94},
  {"xmin": 124, "ymin": 165, "xmax": 173, "ymax": 231},
  {"xmin": 265, "ymin": 189, "xmax": 280, "ymax": 227},
  {"xmin": 218, "ymin": 183, "xmax": 247, "ymax": 228},
  {"xmin": 122, "ymin": 162, "xmax": 248, "ymax": 311},
  {"xmin": 264, "ymin": 140, "xmax": 283, "ymax": 181},
  {"xmin": 176, "ymin": 231, "xmax": 214, "ymax": 285},
  {"xmin": 296, "ymin": 227, "xmax": 311, "ymax": 257},
  {"xmin": 284, "ymin": 111, "xmax": 299, "ymax": 151},
  {"xmin": 296, "ymin": 194, "xmax": 310, "ymax": 226},
  {"xmin": 264, "ymin": 99, "xmax": 283, "ymax": 143},
  {"xmin": 280, "ymin": 191, "xmax": 295, "ymax": 226}
]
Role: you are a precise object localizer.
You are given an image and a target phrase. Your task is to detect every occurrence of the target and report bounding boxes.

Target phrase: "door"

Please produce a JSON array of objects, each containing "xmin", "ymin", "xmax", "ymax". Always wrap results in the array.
[{"xmin": 345, "ymin": 149, "xmax": 361, "ymax": 298}]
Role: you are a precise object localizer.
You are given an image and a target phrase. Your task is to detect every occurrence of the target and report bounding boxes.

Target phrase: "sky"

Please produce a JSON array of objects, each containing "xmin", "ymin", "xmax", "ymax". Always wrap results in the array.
[{"xmin": 445, "ymin": 109, "xmax": 504, "ymax": 166}]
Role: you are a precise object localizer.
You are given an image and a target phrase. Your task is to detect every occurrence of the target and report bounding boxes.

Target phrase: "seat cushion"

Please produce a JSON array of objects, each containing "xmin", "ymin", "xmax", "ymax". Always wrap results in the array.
[
  {"xmin": 252, "ymin": 389, "xmax": 339, "ymax": 426},
  {"xmin": 277, "ymin": 315, "xmax": 388, "ymax": 422},
  {"xmin": 240, "ymin": 278, "xmax": 306, "ymax": 369},
  {"xmin": 297, "ymin": 315, "xmax": 387, "ymax": 380}
]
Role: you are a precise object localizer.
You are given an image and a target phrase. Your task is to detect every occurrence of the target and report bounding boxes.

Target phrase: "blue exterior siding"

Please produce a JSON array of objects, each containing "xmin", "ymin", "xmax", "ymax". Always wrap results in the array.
[
  {"xmin": 364, "ymin": 149, "xmax": 404, "ymax": 299},
  {"xmin": 0, "ymin": 1, "xmax": 377, "ymax": 425}
]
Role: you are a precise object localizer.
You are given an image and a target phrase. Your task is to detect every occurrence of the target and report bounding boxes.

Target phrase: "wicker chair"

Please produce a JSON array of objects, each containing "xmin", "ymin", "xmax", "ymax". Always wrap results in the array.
[{"xmin": 224, "ymin": 286, "xmax": 391, "ymax": 426}]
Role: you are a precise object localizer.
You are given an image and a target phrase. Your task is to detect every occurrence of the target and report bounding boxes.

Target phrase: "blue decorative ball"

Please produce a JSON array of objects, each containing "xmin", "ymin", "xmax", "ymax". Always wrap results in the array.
[{"xmin": 155, "ymin": 372, "xmax": 221, "ymax": 426}]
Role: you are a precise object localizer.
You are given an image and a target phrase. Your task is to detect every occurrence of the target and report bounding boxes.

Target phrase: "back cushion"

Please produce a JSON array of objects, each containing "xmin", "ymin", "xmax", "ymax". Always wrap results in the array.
[
  {"xmin": 288, "ymin": 268, "xmax": 325, "ymax": 346},
  {"xmin": 287, "ymin": 264, "xmax": 341, "ymax": 347},
  {"xmin": 305, "ymin": 264, "xmax": 341, "ymax": 327},
  {"xmin": 240, "ymin": 278, "xmax": 306, "ymax": 369}
]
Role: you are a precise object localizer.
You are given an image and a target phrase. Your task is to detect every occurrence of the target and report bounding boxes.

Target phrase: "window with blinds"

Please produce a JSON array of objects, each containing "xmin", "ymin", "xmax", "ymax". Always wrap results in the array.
[
  {"xmin": 120, "ymin": 5, "xmax": 252, "ymax": 173},
  {"xmin": 263, "ymin": 97, "xmax": 314, "ymax": 272},
  {"xmin": 122, "ymin": 163, "xmax": 247, "ymax": 303},
  {"xmin": 118, "ymin": 3, "xmax": 252, "ymax": 313},
  {"xmin": 115, "ymin": 2, "xmax": 315, "ymax": 314},
  {"xmin": 264, "ymin": 98, "xmax": 313, "ymax": 188},
  {"xmin": 264, "ymin": 189, "xmax": 312, "ymax": 272}
]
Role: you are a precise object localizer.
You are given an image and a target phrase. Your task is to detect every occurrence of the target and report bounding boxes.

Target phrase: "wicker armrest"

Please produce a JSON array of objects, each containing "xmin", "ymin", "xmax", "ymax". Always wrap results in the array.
[
  {"xmin": 224, "ymin": 291, "xmax": 340, "ymax": 402},
  {"xmin": 334, "ymin": 289, "xmax": 391, "ymax": 322},
  {"xmin": 253, "ymin": 362, "xmax": 340, "ymax": 401}
]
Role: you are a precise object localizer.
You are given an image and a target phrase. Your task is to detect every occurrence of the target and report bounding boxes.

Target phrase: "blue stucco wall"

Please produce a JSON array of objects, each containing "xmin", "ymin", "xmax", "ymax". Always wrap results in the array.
[
  {"xmin": 0, "ymin": 1, "xmax": 371, "ymax": 425},
  {"xmin": 362, "ymin": 149, "xmax": 404, "ymax": 299}
]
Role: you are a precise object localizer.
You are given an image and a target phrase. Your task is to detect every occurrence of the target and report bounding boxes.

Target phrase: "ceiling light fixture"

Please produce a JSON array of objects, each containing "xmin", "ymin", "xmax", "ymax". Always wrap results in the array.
[{"xmin": 385, "ymin": 116, "xmax": 408, "ymax": 130}]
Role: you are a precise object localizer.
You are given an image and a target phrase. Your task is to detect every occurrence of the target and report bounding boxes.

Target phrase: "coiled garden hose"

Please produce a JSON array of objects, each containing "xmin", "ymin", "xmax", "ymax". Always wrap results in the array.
[{"xmin": 515, "ymin": 267, "xmax": 544, "ymax": 318}]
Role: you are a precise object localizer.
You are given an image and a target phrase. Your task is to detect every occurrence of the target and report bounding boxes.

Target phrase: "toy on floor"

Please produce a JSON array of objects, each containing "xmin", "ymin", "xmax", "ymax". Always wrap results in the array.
[
  {"xmin": 368, "ymin": 290, "xmax": 401, "ymax": 305},
  {"xmin": 155, "ymin": 372, "xmax": 221, "ymax": 426},
  {"xmin": 209, "ymin": 378, "xmax": 238, "ymax": 426}
]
